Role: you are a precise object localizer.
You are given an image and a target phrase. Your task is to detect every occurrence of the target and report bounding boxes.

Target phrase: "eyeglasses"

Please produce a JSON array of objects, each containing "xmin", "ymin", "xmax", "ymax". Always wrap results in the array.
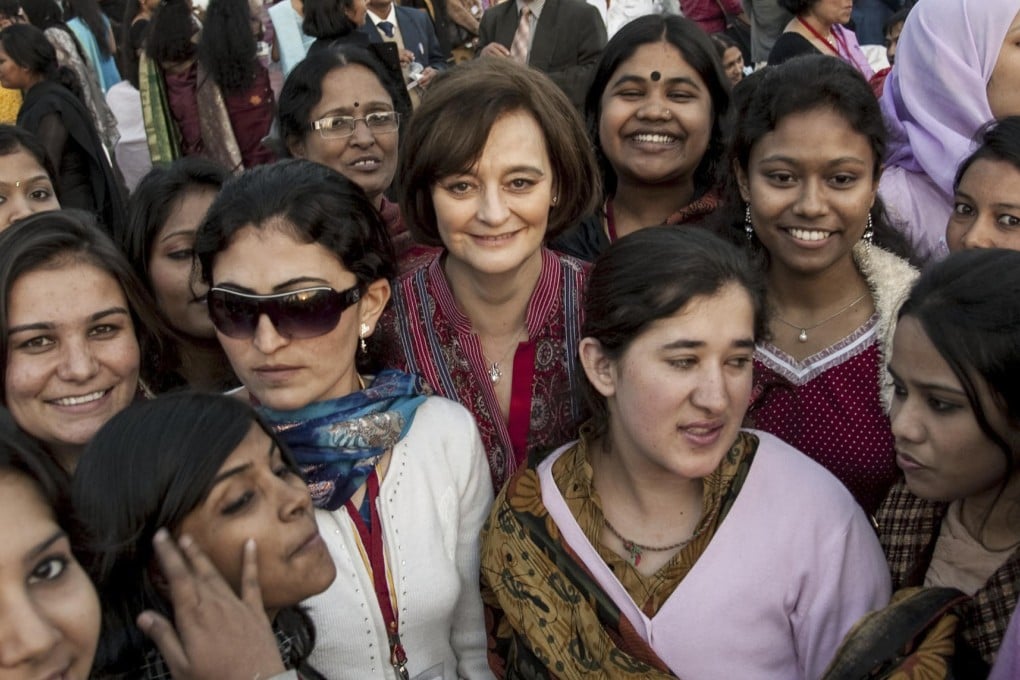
[
  {"xmin": 207, "ymin": 285, "xmax": 362, "ymax": 339},
  {"xmin": 309, "ymin": 111, "xmax": 401, "ymax": 139}
]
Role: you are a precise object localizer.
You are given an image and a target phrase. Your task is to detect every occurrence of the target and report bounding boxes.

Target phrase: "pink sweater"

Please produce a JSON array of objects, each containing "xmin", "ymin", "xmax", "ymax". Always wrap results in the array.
[{"xmin": 539, "ymin": 430, "xmax": 892, "ymax": 679}]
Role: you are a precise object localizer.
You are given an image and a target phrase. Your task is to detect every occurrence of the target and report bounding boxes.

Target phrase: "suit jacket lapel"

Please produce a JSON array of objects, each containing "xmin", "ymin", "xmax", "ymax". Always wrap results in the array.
[
  {"xmin": 358, "ymin": 19, "xmax": 385, "ymax": 44},
  {"xmin": 493, "ymin": 1, "xmax": 518, "ymax": 48}
]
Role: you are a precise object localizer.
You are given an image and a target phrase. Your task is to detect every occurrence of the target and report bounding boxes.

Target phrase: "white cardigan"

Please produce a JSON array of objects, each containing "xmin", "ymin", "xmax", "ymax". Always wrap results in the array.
[{"xmin": 304, "ymin": 396, "xmax": 496, "ymax": 680}]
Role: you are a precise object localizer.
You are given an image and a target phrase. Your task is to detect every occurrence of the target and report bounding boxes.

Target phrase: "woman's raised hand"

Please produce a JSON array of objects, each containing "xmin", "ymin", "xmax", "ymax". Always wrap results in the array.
[{"xmin": 136, "ymin": 529, "xmax": 288, "ymax": 680}]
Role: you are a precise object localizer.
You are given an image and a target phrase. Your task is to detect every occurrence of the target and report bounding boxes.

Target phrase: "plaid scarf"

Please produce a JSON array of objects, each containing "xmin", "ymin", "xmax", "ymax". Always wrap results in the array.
[{"xmin": 877, "ymin": 481, "xmax": 1020, "ymax": 665}]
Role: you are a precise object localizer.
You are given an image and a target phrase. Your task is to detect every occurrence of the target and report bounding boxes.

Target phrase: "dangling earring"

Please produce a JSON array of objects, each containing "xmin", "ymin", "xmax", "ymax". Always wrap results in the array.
[
  {"xmin": 862, "ymin": 213, "xmax": 874, "ymax": 244},
  {"xmin": 551, "ymin": 194, "xmax": 559, "ymax": 206},
  {"xmin": 744, "ymin": 204, "xmax": 754, "ymax": 243},
  {"xmin": 359, "ymin": 322, "xmax": 369, "ymax": 354}
]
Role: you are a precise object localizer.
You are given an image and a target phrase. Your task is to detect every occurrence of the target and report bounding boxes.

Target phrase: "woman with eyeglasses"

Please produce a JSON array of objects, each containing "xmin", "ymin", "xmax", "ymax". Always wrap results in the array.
[
  {"xmin": 195, "ymin": 160, "xmax": 494, "ymax": 679},
  {"xmin": 378, "ymin": 57, "xmax": 600, "ymax": 492},
  {"xmin": 279, "ymin": 47, "xmax": 420, "ymax": 266}
]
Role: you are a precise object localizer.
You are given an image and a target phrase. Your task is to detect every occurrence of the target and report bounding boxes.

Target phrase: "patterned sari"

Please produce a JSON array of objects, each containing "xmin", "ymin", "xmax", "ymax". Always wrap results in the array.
[{"xmin": 480, "ymin": 427, "xmax": 756, "ymax": 679}]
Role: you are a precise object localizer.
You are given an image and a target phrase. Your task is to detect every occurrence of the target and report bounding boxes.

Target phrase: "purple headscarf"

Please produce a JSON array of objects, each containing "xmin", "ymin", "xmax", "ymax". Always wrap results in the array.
[{"xmin": 878, "ymin": 0, "xmax": 1019, "ymax": 257}]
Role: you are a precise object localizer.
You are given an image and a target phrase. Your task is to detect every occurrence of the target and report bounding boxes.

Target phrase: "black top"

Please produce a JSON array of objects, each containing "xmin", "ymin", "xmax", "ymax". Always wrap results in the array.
[
  {"xmin": 767, "ymin": 32, "xmax": 821, "ymax": 66},
  {"xmin": 549, "ymin": 212, "xmax": 606, "ymax": 263},
  {"xmin": 18, "ymin": 80, "xmax": 127, "ymax": 237}
]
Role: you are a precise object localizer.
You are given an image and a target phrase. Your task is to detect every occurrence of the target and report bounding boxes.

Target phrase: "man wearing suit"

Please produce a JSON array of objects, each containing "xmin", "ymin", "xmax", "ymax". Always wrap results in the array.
[
  {"xmin": 478, "ymin": 0, "xmax": 606, "ymax": 110},
  {"xmin": 359, "ymin": 0, "xmax": 449, "ymax": 88}
]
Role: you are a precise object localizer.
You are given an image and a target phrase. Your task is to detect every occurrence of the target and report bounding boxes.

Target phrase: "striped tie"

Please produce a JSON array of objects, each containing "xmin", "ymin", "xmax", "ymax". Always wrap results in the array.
[{"xmin": 509, "ymin": 5, "xmax": 530, "ymax": 64}]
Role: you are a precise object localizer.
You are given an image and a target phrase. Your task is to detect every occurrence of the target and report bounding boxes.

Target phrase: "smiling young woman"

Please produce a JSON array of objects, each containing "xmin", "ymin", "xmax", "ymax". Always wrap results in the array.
[
  {"xmin": 551, "ymin": 15, "xmax": 731, "ymax": 262},
  {"xmin": 727, "ymin": 55, "xmax": 918, "ymax": 516},
  {"xmin": 0, "ymin": 210, "xmax": 165, "ymax": 471}
]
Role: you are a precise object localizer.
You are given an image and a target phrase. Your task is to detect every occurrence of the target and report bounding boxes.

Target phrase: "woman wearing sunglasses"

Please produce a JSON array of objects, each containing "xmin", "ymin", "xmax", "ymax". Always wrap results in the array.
[
  {"xmin": 378, "ymin": 57, "xmax": 600, "ymax": 492},
  {"xmin": 195, "ymin": 159, "xmax": 494, "ymax": 679},
  {"xmin": 0, "ymin": 210, "xmax": 165, "ymax": 471}
]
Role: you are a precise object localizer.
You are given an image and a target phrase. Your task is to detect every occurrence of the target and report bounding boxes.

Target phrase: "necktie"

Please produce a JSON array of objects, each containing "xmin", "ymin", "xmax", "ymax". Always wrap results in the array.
[
  {"xmin": 377, "ymin": 20, "xmax": 395, "ymax": 39},
  {"xmin": 509, "ymin": 6, "xmax": 530, "ymax": 64}
]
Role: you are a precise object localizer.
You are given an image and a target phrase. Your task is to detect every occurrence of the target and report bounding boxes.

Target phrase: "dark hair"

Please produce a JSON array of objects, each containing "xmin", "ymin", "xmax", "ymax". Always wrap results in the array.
[
  {"xmin": 123, "ymin": 156, "xmax": 228, "ymax": 284},
  {"xmin": 0, "ymin": 22, "xmax": 82, "ymax": 97},
  {"xmin": 777, "ymin": 0, "xmax": 816, "ymax": 14},
  {"xmin": 63, "ymin": 0, "xmax": 110, "ymax": 56},
  {"xmin": 0, "ymin": 210, "xmax": 168, "ymax": 395},
  {"xmin": 0, "ymin": 123, "xmax": 59, "ymax": 197},
  {"xmin": 399, "ymin": 57, "xmax": 599, "ymax": 246},
  {"xmin": 146, "ymin": 0, "xmax": 195, "ymax": 64},
  {"xmin": 196, "ymin": 158, "xmax": 395, "ymax": 285},
  {"xmin": 585, "ymin": 15, "xmax": 732, "ymax": 200},
  {"xmin": 302, "ymin": 0, "xmax": 355, "ymax": 39},
  {"xmin": 278, "ymin": 47, "xmax": 405, "ymax": 156},
  {"xmin": 0, "ymin": 0, "xmax": 21, "ymax": 20},
  {"xmin": 21, "ymin": 0, "xmax": 64, "ymax": 29},
  {"xmin": 121, "ymin": 158, "xmax": 227, "ymax": 389},
  {"xmin": 73, "ymin": 392, "xmax": 318, "ymax": 675},
  {"xmin": 726, "ymin": 55, "xmax": 916, "ymax": 262},
  {"xmin": 0, "ymin": 406, "xmax": 75, "ymax": 533},
  {"xmin": 581, "ymin": 227, "xmax": 766, "ymax": 437},
  {"xmin": 710, "ymin": 31, "xmax": 738, "ymax": 57},
  {"xmin": 897, "ymin": 248, "xmax": 1020, "ymax": 508},
  {"xmin": 119, "ymin": 0, "xmax": 147, "ymax": 86},
  {"xmin": 884, "ymin": 6, "xmax": 910, "ymax": 37},
  {"xmin": 954, "ymin": 116, "xmax": 1020, "ymax": 191},
  {"xmin": 198, "ymin": 0, "xmax": 258, "ymax": 94}
]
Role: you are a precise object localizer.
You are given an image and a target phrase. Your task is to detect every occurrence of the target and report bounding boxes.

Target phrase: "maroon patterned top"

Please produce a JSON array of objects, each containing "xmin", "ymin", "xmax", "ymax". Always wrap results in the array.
[
  {"xmin": 376, "ymin": 249, "xmax": 588, "ymax": 490},
  {"xmin": 747, "ymin": 315, "xmax": 899, "ymax": 515}
]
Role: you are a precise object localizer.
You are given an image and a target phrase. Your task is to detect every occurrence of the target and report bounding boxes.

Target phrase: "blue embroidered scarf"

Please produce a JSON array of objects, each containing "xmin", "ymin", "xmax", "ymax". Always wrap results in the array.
[{"xmin": 259, "ymin": 369, "xmax": 431, "ymax": 510}]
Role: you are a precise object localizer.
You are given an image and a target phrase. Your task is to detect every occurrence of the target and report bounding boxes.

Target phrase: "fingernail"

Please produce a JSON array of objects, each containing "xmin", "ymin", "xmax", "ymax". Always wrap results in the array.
[
  {"xmin": 179, "ymin": 534, "xmax": 193, "ymax": 548},
  {"xmin": 154, "ymin": 528, "xmax": 169, "ymax": 542},
  {"xmin": 137, "ymin": 612, "xmax": 153, "ymax": 629}
]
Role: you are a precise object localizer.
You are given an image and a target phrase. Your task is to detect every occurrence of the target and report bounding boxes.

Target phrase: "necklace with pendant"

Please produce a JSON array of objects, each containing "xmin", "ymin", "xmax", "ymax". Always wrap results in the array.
[
  {"xmin": 481, "ymin": 325, "xmax": 527, "ymax": 384},
  {"xmin": 774, "ymin": 291, "xmax": 868, "ymax": 343}
]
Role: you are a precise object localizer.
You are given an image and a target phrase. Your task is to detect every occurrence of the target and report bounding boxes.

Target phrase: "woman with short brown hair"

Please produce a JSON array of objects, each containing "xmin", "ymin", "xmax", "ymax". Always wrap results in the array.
[{"xmin": 378, "ymin": 57, "xmax": 600, "ymax": 490}]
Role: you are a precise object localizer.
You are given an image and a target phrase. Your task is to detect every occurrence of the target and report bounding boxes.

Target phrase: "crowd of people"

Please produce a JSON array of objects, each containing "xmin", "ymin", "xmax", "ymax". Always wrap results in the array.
[{"xmin": 1, "ymin": 0, "xmax": 1020, "ymax": 678}]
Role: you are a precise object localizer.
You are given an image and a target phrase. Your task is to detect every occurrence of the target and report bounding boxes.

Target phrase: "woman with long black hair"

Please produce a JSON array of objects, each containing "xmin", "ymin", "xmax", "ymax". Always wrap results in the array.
[
  {"xmin": 141, "ymin": 0, "xmax": 274, "ymax": 170},
  {"xmin": 0, "ymin": 24, "xmax": 126, "ymax": 235}
]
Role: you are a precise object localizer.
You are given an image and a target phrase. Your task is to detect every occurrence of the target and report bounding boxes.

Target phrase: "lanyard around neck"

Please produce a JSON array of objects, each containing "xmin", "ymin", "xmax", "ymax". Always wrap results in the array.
[
  {"xmin": 343, "ymin": 470, "xmax": 409, "ymax": 679},
  {"xmin": 797, "ymin": 17, "xmax": 849, "ymax": 59}
]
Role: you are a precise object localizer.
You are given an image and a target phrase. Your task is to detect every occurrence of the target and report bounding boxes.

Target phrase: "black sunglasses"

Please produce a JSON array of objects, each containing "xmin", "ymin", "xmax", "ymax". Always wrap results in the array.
[{"xmin": 207, "ymin": 285, "xmax": 362, "ymax": 339}]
